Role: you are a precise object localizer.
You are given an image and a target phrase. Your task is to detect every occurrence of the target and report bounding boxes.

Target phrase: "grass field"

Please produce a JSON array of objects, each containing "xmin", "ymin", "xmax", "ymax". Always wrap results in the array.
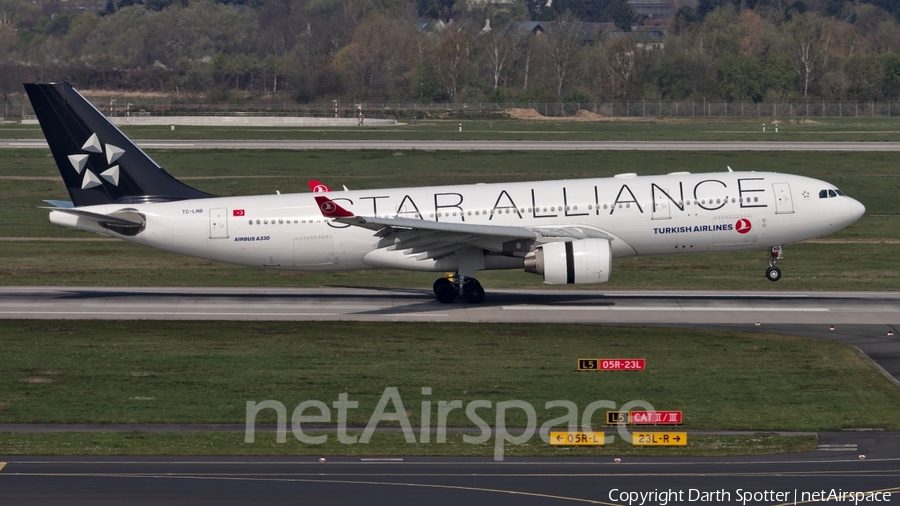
[
  {"xmin": 1, "ymin": 148, "xmax": 897, "ymax": 290},
  {"xmin": 1, "ymin": 321, "xmax": 898, "ymax": 431},
  {"xmin": 5, "ymin": 117, "xmax": 900, "ymax": 142},
  {"xmin": 0, "ymin": 320, "xmax": 853, "ymax": 456},
  {"xmin": 0, "ymin": 432, "xmax": 818, "ymax": 457}
]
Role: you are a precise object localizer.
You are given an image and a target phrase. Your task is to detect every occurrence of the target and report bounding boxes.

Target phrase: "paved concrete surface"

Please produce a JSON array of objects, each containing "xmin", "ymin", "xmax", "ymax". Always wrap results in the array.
[
  {"xmin": 2, "ymin": 287, "xmax": 898, "ymax": 325},
  {"xmin": 5, "ymin": 140, "xmax": 900, "ymax": 150},
  {"xmin": 21, "ymin": 117, "xmax": 397, "ymax": 127},
  {"xmin": 1, "ymin": 440, "xmax": 898, "ymax": 506}
]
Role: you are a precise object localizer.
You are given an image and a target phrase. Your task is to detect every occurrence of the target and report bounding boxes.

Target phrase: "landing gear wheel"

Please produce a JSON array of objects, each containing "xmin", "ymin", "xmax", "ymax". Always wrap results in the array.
[
  {"xmin": 435, "ymin": 283, "xmax": 458, "ymax": 303},
  {"xmin": 462, "ymin": 280, "xmax": 485, "ymax": 304},
  {"xmin": 433, "ymin": 277, "xmax": 451, "ymax": 295},
  {"xmin": 766, "ymin": 266, "xmax": 782, "ymax": 282}
]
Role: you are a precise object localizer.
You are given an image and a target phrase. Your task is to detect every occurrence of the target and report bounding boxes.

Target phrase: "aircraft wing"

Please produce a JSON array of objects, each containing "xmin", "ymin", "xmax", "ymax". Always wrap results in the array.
[{"xmin": 314, "ymin": 196, "xmax": 608, "ymax": 260}]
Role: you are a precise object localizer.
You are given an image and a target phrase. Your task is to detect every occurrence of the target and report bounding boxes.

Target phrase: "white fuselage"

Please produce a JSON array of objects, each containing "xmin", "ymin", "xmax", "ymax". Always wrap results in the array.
[{"xmin": 50, "ymin": 171, "xmax": 865, "ymax": 274}]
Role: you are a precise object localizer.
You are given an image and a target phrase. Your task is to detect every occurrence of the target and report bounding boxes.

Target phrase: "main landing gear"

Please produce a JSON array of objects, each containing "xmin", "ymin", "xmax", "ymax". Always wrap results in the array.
[
  {"xmin": 765, "ymin": 245, "xmax": 783, "ymax": 282},
  {"xmin": 433, "ymin": 274, "xmax": 485, "ymax": 304}
]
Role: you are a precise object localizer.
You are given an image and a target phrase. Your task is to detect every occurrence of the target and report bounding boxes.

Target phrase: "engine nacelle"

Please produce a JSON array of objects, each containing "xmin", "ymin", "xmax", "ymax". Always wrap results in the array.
[{"xmin": 524, "ymin": 238, "xmax": 611, "ymax": 284}]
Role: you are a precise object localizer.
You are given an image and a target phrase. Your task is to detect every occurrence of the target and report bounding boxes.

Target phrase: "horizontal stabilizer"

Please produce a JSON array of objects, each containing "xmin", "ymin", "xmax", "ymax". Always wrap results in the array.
[
  {"xmin": 43, "ymin": 207, "xmax": 145, "ymax": 228},
  {"xmin": 42, "ymin": 200, "xmax": 75, "ymax": 208}
]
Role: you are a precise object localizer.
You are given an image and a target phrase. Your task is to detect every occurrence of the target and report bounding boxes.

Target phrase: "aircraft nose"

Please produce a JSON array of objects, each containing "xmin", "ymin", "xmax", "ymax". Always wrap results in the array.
[{"xmin": 848, "ymin": 197, "xmax": 866, "ymax": 222}]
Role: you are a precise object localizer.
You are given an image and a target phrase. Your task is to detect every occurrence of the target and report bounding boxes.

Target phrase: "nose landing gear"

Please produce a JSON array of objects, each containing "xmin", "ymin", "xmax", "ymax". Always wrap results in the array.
[
  {"xmin": 766, "ymin": 246, "xmax": 783, "ymax": 282},
  {"xmin": 433, "ymin": 274, "xmax": 485, "ymax": 304}
]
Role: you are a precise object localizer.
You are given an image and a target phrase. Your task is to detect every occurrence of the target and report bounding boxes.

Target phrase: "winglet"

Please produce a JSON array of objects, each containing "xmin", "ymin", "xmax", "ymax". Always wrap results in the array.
[
  {"xmin": 308, "ymin": 180, "xmax": 332, "ymax": 193},
  {"xmin": 314, "ymin": 196, "xmax": 355, "ymax": 218}
]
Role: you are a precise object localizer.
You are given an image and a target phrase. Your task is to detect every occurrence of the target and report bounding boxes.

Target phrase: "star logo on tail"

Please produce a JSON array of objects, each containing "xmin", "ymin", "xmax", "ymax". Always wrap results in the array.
[{"xmin": 67, "ymin": 133, "xmax": 124, "ymax": 189}]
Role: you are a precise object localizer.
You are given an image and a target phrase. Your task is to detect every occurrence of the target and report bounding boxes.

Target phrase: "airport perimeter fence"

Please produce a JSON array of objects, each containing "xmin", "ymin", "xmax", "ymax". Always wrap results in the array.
[
  {"xmin": 7, "ymin": 96, "xmax": 900, "ymax": 121},
  {"xmin": 377, "ymin": 100, "xmax": 900, "ymax": 118}
]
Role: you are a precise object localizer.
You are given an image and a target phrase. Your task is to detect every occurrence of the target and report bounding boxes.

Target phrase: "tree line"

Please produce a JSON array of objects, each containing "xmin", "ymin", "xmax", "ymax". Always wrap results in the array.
[{"xmin": 1, "ymin": 0, "xmax": 899, "ymax": 106}]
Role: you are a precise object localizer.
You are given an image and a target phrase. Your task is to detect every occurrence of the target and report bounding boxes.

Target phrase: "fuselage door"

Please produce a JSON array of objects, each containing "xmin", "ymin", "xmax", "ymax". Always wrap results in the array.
[
  {"xmin": 773, "ymin": 183, "xmax": 794, "ymax": 214},
  {"xmin": 209, "ymin": 208, "xmax": 228, "ymax": 239},
  {"xmin": 652, "ymin": 188, "xmax": 671, "ymax": 220}
]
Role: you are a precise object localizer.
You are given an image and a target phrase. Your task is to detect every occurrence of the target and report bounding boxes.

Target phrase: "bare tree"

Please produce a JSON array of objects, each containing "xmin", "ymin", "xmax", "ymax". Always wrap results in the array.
[
  {"xmin": 436, "ymin": 26, "xmax": 474, "ymax": 100},
  {"xmin": 540, "ymin": 13, "xmax": 585, "ymax": 97},
  {"xmin": 518, "ymin": 33, "xmax": 539, "ymax": 91},
  {"xmin": 602, "ymin": 36, "xmax": 643, "ymax": 99},
  {"xmin": 481, "ymin": 28, "xmax": 514, "ymax": 90},
  {"xmin": 783, "ymin": 11, "xmax": 824, "ymax": 97}
]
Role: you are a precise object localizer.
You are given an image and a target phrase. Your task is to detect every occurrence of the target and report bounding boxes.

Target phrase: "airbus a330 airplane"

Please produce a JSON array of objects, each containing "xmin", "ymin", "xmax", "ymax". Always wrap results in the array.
[{"xmin": 25, "ymin": 82, "xmax": 866, "ymax": 303}]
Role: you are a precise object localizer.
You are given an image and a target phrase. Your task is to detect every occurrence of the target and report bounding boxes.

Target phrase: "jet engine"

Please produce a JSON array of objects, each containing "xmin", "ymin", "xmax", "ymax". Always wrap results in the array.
[{"xmin": 524, "ymin": 238, "xmax": 611, "ymax": 284}]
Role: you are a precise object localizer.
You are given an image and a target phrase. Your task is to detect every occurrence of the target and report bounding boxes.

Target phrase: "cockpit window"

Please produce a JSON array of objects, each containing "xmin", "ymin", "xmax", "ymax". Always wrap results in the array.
[
  {"xmin": 835, "ymin": 189, "xmax": 845, "ymax": 196},
  {"xmin": 828, "ymin": 189, "xmax": 838, "ymax": 198},
  {"xmin": 820, "ymin": 189, "xmax": 844, "ymax": 198},
  {"xmin": 819, "ymin": 190, "xmax": 828, "ymax": 198}
]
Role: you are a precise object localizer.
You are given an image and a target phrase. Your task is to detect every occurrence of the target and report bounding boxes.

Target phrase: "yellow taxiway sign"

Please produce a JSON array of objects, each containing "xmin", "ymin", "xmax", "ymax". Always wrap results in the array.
[
  {"xmin": 549, "ymin": 432, "xmax": 605, "ymax": 445},
  {"xmin": 632, "ymin": 432, "xmax": 688, "ymax": 446}
]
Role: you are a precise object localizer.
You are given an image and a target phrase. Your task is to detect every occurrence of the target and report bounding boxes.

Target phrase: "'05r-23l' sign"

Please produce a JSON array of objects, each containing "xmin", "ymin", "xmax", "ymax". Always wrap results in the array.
[{"xmin": 577, "ymin": 359, "xmax": 646, "ymax": 371}]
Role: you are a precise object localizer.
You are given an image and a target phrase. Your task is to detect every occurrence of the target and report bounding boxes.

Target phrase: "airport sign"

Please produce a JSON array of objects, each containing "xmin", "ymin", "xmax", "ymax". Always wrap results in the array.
[
  {"xmin": 606, "ymin": 411, "xmax": 628, "ymax": 424},
  {"xmin": 632, "ymin": 432, "xmax": 688, "ymax": 446},
  {"xmin": 549, "ymin": 432, "xmax": 605, "ymax": 445},
  {"xmin": 630, "ymin": 411, "xmax": 682, "ymax": 424},
  {"xmin": 600, "ymin": 359, "xmax": 645, "ymax": 370},
  {"xmin": 577, "ymin": 359, "xmax": 599, "ymax": 370},
  {"xmin": 577, "ymin": 359, "xmax": 646, "ymax": 371}
]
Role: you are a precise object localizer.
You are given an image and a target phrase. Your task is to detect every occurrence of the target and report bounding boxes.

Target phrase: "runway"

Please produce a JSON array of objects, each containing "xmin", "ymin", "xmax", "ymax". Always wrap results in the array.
[
  {"xmin": 2, "ymin": 439, "xmax": 899, "ymax": 506},
  {"xmin": 5, "ymin": 139, "xmax": 900, "ymax": 151},
  {"xmin": 4, "ymin": 286, "xmax": 900, "ymax": 325}
]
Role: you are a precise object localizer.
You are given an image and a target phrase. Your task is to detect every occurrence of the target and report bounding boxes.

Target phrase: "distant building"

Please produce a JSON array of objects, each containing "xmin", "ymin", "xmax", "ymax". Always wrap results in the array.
[
  {"xmin": 628, "ymin": 0, "xmax": 698, "ymax": 19},
  {"xmin": 627, "ymin": 0, "xmax": 675, "ymax": 20},
  {"xmin": 516, "ymin": 21, "xmax": 619, "ymax": 47},
  {"xmin": 629, "ymin": 24, "xmax": 667, "ymax": 49}
]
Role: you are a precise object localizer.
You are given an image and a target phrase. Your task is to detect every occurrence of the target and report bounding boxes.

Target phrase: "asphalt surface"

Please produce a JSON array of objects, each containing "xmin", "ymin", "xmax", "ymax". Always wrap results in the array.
[
  {"xmin": 5, "ymin": 139, "xmax": 900, "ymax": 151},
  {"xmin": 3, "ymin": 286, "xmax": 899, "ymax": 325},
  {"xmin": 1, "ymin": 440, "xmax": 899, "ymax": 506}
]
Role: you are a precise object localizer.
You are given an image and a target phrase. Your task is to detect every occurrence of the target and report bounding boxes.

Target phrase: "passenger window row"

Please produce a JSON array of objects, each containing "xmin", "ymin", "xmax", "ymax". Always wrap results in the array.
[
  {"xmin": 245, "ymin": 195, "xmax": 765, "ymax": 223},
  {"xmin": 248, "ymin": 218, "xmax": 322, "ymax": 225}
]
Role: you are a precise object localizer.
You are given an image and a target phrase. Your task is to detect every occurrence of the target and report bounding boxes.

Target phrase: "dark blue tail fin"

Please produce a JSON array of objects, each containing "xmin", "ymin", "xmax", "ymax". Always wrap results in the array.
[{"xmin": 24, "ymin": 82, "xmax": 214, "ymax": 207}]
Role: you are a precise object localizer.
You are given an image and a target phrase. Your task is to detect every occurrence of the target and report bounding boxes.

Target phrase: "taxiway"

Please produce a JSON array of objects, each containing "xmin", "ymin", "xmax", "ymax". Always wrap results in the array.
[
  {"xmin": 5, "ymin": 140, "xmax": 900, "ymax": 151},
  {"xmin": 2, "ymin": 442, "xmax": 899, "ymax": 506}
]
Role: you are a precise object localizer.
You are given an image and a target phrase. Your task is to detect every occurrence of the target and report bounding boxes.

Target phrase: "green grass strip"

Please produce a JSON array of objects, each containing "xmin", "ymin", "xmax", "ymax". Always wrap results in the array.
[
  {"xmin": 0, "ymin": 431, "xmax": 817, "ymax": 457},
  {"xmin": 1, "ymin": 321, "xmax": 898, "ymax": 431}
]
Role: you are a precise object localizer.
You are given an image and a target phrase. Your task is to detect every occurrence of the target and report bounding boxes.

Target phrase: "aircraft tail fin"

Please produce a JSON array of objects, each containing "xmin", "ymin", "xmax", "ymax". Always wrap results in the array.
[{"xmin": 24, "ymin": 82, "xmax": 214, "ymax": 207}]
